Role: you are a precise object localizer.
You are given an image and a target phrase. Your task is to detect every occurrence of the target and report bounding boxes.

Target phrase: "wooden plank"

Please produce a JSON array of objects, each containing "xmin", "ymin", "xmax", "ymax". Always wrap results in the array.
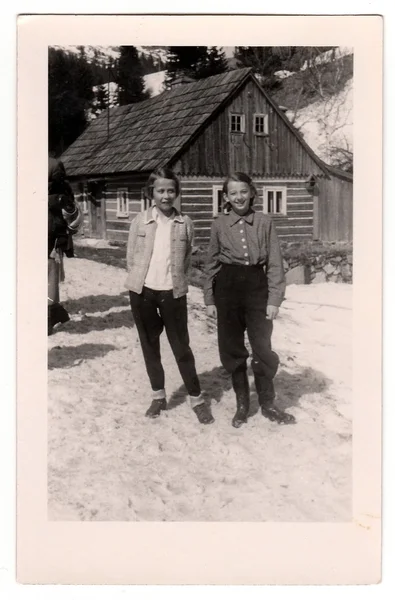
[{"xmin": 286, "ymin": 210, "xmax": 314, "ymax": 218}]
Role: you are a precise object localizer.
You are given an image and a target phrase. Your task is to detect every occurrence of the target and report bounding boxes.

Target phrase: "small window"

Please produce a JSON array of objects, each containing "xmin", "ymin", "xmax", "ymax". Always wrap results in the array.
[
  {"xmin": 140, "ymin": 188, "xmax": 153, "ymax": 212},
  {"xmin": 229, "ymin": 113, "xmax": 245, "ymax": 133},
  {"xmin": 78, "ymin": 182, "xmax": 89, "ymax": 215},
  {"xmin": 117, "ymin": 187, "xmax": 129, "ymax": 217},
  {"xmin": 254, "ymin": 113, "xmax": 269, "ymax": 136},
  {"xmin": 263, "ymin": 186, "xmax": 287, "ymax": 216},
  {"xmin": 212, "ymin": 185, "xmax": 225, "ymax": 217},
  {"xmin": 82, "ymin": 191, "xmax": 89, "ymax": 215}
]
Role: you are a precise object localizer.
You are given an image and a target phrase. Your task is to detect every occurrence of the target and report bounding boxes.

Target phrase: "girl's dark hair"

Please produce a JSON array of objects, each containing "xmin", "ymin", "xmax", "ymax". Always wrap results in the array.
[
  {"xmin": 144, "ymin": 167, "xmax": 181, "ymax": 199},
  {"xmin": 222, "ymin": 172, "xmax": 257, "ymax": 210}
]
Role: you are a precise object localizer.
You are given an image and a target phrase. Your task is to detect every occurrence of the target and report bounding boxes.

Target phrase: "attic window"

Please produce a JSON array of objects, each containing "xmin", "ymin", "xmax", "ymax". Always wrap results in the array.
[
  {"xmin": 263, "ymin": 186, "xmax": 287, "ymax": 216},
  {"xmin": 254, "ymin": 113, "xmax": 269, "ymax": 136},
  {"xmin": 229, "ymin": 113, "xmax": 245, "ymax": 133},
  {"xmin": 117, "ymin": 188, "xmax": 129, "ymax": 217}
]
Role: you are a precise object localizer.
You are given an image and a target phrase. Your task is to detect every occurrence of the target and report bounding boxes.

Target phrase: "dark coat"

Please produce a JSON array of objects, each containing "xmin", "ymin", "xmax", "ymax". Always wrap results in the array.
[{"xmin": 48, "ymin": 157, "xmax": 76, "ymax": 257}]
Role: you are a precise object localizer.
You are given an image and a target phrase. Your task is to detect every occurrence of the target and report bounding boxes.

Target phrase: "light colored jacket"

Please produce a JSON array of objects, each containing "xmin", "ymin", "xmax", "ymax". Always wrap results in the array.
[{"xmin": 125, "ymin": 207, "xmax": 194, "ymax": 298}]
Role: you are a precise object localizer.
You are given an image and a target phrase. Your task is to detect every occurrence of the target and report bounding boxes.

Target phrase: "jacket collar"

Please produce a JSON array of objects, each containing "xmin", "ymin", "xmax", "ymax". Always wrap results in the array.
[
  {"xmin": 228, "ymin": 208, "xmax": 255, "ymax": 226},
  {"xmin": 144, "ymin": 205, "xmax": 184, "ymax": 224}
]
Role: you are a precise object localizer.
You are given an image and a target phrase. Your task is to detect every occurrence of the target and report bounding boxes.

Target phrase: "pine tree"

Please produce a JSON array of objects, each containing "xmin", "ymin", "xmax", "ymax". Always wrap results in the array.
[
  {"xmin": 91, "ymin": 84, "xmax": 109, "ymax": 119},
  {"xmin": 48, "ymin": 47, "xmax": 95, "ymax": 155},
  {"xmin": 165, "ymin": 46, "xmax": 207, "ymax": 87},
  {"xmin": 115, "ymin": 46, "xmax": 148, "ymax": 105},
  {"xmin": 196, "ymin": 47, "xmax": 228, "ymax": 79},
  {"xmin": 234, "ymin": 46, "xmax": 283, "ymax": 90}
]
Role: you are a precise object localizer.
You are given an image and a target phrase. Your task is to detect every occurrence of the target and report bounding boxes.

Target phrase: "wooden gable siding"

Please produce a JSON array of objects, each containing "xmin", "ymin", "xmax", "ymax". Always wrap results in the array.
[
  {"xmin": 172, "ymin": 79, "xmax": 327, "ymax": 178},
  {"xmin": 317, "ymin": 175, "xmax": 353, "ymax": 242}
]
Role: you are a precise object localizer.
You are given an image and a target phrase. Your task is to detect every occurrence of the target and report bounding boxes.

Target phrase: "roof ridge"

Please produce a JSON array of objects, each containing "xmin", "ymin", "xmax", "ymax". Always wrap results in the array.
[{"xmin": 110, "ymin": 66, "xmax": 253, "ymax": 115}]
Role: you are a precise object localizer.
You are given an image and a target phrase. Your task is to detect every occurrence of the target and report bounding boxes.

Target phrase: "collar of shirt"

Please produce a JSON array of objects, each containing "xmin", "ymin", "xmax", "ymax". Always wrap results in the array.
[
  {"xmin": 144, "ymin": 205, "xmax": 184, "ymax": 224},
  {"xmin": 228, "ymin": 208, "xmax": 255, "ymax": 226}
]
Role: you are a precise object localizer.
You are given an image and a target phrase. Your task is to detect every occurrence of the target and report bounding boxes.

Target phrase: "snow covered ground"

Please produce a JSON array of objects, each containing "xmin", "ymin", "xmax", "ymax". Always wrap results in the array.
[{"xmin": 48, "ymin": 258, "xmax": 352, "ymax": 522}]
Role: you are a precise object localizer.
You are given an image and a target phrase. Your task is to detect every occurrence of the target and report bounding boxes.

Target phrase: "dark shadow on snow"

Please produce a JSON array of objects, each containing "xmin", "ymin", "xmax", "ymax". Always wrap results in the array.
[
  {"xmin": 63, "ymin": 292, "xmax": 130, "ymax": 315},
  {"xmin": 167, "ymin": 365, "xmax": 233, "ymax": 410},
  {"xmin": 59, "ymin": 309, "xmax": 135, "ymax": 335},
  {"xmin": 167, "ymin": 363, "xmax": 331, "ymax": 417},
  {"xmin": 48, "ymin": 343, "xmax": 117, "ymax": 370}
]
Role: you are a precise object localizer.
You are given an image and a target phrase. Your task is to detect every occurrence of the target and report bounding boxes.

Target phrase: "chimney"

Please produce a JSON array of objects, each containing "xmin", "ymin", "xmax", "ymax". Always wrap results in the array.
[{"xmin": 171, "ymin": 70, "xmax": 196, "ymax": 88}]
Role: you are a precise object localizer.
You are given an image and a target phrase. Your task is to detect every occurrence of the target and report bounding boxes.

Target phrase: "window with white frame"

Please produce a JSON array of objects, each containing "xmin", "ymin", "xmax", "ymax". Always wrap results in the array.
[
  {"xmin": 140, "ymin": 187, "xmax": 153, "ymax": 212},
  {"xmin": 254, "ymin": 113, "xmax": 269, "ymax": 136},
  {"xmin": 117, "ymin": 187, "xmax": 129, "ymax": 217},
  {"xmin": 229, "ymin": 113, "xmax": 245, "ymax": 133},
  {"xmin": 263, "ymin": 186, "xmax": 287, "ymax": 216},
  {"xmin": 77, "ymin": 182, "xmax": 89, "ymax": 215},
  {"xmin": 212, "ymin": 185, "xmax": 225, "ymax": 217}
]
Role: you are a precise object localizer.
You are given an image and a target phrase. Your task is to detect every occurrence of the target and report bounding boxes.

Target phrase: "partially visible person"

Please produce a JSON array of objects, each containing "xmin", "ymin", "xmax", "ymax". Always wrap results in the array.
[
  {"xmin": 204, "ymin": 172, "xmax": 296, "ymax": 428},
  {"xmin": 48, "ymin": 155, "xmax": 82, "ymax": 335}
]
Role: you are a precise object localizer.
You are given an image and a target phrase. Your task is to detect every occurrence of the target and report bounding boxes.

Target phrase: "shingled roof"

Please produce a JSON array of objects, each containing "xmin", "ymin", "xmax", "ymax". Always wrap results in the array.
[{"xmin": 61, "ymin": 67, "xmax": 253, "ymax": 177}]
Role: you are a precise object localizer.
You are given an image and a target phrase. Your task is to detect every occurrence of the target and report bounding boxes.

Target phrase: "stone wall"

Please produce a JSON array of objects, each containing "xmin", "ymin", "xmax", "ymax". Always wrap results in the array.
[{"xmin": 282, "ymin": 243, "xmax": 353, "ymax": 285}]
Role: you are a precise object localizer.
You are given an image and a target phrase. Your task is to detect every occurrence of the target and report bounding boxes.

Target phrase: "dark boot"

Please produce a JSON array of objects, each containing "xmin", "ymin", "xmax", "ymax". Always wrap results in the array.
[
  {"xmin": 48, "ymin": 303, "xmax": 69, "ymax": 335},
  {"xmin": 145, "ymin": 398, "xmax": 167, "ymax": 418},
  {"xmin": 48, "ymin": 303, "xmax": 70, "ymax": 335},
  {"xmin": 231, "ymin": 369, "xmax": 250, "ymax": 428},
  {"xmin": 254, "ymin": 374, "xmax": 296, "ymax": 425},
  {"xmin": 193, "ymin": 402, "xmax": 215, "ymax": 425}
]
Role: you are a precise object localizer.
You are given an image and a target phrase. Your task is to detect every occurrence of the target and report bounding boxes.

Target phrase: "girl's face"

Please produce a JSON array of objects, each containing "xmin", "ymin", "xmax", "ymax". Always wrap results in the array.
[
  {"xmin": 224, "ymin": 181, "xmax": 253, "ymax": 216},
  {"xmin": 152, "ymin": 178, "xmax": 178, "ymax": 215}
]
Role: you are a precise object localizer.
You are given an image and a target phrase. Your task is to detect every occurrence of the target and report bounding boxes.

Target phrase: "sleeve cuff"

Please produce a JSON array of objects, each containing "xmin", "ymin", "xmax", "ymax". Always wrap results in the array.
[
  {"xmin": 267, "ymin": 295, "xmax": 284, "ymax": 307},
  {"xmin": 204, "ymin": 292, "xmax": 215, "ymax": 306}
]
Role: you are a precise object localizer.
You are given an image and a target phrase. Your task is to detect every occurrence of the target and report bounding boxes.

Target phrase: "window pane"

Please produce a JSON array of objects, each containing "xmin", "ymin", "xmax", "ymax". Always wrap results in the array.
[
  {"xmin": 268, "ymin": 190, "xmax": 273, "ymax": 213},
  {"xmin": 276, "ymin": 191, "xmax": 282, "ymax": 213},
  {"xmin": 218, "ymin": 190, "xmax": 223, "ymax": 213}
]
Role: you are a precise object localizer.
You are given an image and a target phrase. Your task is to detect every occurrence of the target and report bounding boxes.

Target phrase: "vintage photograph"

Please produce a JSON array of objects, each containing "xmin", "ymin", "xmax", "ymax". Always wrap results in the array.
[{"xmin": 47, "ymin": 43, "xmax": 354, "ymax": 522}]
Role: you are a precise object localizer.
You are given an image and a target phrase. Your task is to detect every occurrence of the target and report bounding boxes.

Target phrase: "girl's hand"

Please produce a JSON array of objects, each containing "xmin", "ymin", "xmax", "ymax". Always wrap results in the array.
[
  {"xmin": 266, "ymin": 305, "xmax": 279, "ymax": 320},
  {"xmin": 207, "ymin": 305, "xmax": 217, "ymax": 319}
]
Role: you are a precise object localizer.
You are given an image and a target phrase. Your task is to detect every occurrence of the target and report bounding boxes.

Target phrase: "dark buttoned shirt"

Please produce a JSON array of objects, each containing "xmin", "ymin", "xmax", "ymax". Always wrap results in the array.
[{"xmin": 203, "ymin": 209, "xmax": 286, "ymax": 306}]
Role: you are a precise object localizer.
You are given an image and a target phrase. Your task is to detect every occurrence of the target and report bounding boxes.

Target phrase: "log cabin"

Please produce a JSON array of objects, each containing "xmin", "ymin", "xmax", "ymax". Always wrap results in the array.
[{"xmin": 61, "ymin": 67, "xmax": 353, "ymax": 245}]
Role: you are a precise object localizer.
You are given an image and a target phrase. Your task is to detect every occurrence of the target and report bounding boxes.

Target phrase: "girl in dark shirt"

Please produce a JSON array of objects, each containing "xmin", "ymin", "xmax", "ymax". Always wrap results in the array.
[{"xmin": 204, "ymin": 172, "xmax": 296, "ymax": 428}]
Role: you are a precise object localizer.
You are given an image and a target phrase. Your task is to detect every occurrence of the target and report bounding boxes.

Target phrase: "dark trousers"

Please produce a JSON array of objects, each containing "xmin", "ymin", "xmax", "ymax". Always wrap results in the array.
[
  {"xmin": 214, "ymin": 264, "xmax": 279, "ymax": 401},
  {"xmin": 129, "ymin": 287, "xmax": 201, "ymax": 397},
  {"xmin": 48, "ymin": 258, "xmax": 60, "ymax": 305}
]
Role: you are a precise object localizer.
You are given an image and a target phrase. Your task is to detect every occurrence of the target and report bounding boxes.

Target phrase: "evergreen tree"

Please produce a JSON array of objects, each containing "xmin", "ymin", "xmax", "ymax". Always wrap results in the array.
[
  {"xmin": 91, "ymin": 84, "xmax": 109, "ymax": 119},
  {"xmin": 48, "ymin": 47, "xmax": 95, "ymax": 155},
  {"xmin": 115, "ymin": 46, "xmax": 148, "ymax": 105},
  {"xmin": 234, "ymin": 46, "xmax": 283, "ymax": 90},
  {"xmin": 165, "ymin": 46, "xmax": 227, "ymax": 87},
  {"xmin": 196, "ymin": 47, "xmax": 228, "ymax": 78},
  {"xmin": 165, "ymin": 46, "xmax": 207, "ymax": 87}
]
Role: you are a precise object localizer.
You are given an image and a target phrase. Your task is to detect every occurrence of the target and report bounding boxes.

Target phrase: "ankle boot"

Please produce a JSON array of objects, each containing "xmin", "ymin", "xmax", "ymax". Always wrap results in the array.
[
  {"xmin": 254, "ymin": 374, "xmax": 296, "ymax": 425},
  {"xmin": 48, "ymin": 303, "xmax": 70, "ymax": 335},
  {"xmin": 231, "ymin": 369, "xmax": 250, "ymax": 428}
]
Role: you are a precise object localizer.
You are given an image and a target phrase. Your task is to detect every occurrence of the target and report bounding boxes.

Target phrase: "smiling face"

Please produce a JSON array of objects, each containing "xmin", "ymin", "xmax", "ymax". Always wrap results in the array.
[
  {"xmin": 152, "ymin": 178, "xmax": 177, "ymax": 216},
  {"xmin": 224, "ymin": 180, "xmax": 253, "ymax": 216}
]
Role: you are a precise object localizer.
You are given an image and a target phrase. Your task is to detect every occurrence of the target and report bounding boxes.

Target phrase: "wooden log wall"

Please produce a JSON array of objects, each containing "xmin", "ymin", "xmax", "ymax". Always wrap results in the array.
[
  {"xmin": 179, "ymin": 177, "xmax": 315, "ymax": 245},
  {"xmin": 72, "ymin": 175, "xmax": 316, "ymax": 245}
]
